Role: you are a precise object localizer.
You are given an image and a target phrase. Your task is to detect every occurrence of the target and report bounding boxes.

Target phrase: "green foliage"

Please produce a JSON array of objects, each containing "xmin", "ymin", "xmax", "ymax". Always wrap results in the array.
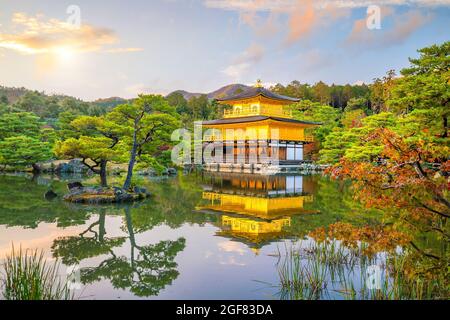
[
  {"xmin": 12, "ymin": 91, "xmax": 108, "ymax": 120},
  {"xmin": 0, "ymin": 112, "xmax": 42, "ymax": 139},
  {"xmin": 135, "ymin": 154, "xmax": 166, "ymax": 174},
  {"xmin": 166, "ymin": 91, "xmax": 189, "ymax": 114},
  {"xmin": 106, "ymin": 94, "xmax": 180, "ymax": 188},
  {"xmin": 292, "ymin": 100, "xmax": 341, "ymax": 149},
  {"xmin": 319, "ymin": 129, "xmax": 358, "ymax": 164},
  {"xmin": 0, "ymin": 94, "xmax": 8, "ymax": 104},
  {"xmin": 165, "ymin": 93, "xmax": 223, "ymax": 127},
  {"xmin": 341, "ymin": 109, "xmax": 366, "ymax": 129},
  {"xmin": 319, "ymin": 112, "xmax": 397, "ymax": 163},
  {"xmin": 56, "ymin": 111, "xmax": 79, "ymax": 140},
  {"xmin": 370, "ymin": 70, "xmax": 396, "ymax": 114},
  {"xmin": 0, "ymin": 136, "xmax": 52, "ymax": 169},
  {"xmin": 320, "ymin": 42, "xmax": 449, "ymax": 163},
  {"xmin": 272, "ymin": 81, "xmax": 370, "ymax": 110},
  {"xmin": 55, "ymin": 136, "xmax": 118, "ymax": 163},
  {"xmin": 187, "ymin": 95, "xmax": 210, "ymax": 120},
  {"xmin": 345, "ymin": 97, "xmax": 371, "ymax": 114},
  {"xmin": 388, "ymin": 41, "xmax": 449, "ymax": 137}
]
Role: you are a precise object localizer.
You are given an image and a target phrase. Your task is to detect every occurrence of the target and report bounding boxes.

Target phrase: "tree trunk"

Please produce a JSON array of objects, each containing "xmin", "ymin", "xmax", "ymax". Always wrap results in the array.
[
  {"xmin": 32, "ymin": 163, "xmax": 41, "ymax": 174},
  {"xmin": 124, "ymin": 206, "xmax": 136, "ymax": 268},
  {"xmin": 443, "ymin": 114, "xmax": 448, "ymax": 138},
  {"xmin": 123, "ymin": 131, "xmax": 138, "ymax": 190},
  {"xmin": 100, "ymin": 160, "xmax": 108, "ymax": 187},
  {"xmin": 98, "ymin": 211, "xmax": 106, "ymax": 242}
]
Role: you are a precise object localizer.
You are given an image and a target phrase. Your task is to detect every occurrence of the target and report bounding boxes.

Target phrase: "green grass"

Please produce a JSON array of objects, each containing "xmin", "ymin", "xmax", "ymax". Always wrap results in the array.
[{"xmin": 1, "ymin": 245, "xmax": 74, "ymax": 300}]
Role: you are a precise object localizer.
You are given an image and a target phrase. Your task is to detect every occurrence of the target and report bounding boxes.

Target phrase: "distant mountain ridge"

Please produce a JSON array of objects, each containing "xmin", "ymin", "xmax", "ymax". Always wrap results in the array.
[
  {"xmin": 168, "ymin": 83, "xmax": 252, "ymax": 101},
  {"xmin": 0, "ymin": 86, "xmax": 39, "ymax": 104},
  {"xmin": 0, "ymin": 83, "xmax": 254, "ymax": 108},
  {"xmin": 93, "ymin": 97, "xmax": 130, "ymax": 108}
]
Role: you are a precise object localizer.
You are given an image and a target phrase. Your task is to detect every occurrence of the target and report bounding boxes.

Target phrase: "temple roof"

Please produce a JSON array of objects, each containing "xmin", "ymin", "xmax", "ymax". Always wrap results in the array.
[
  {"xmin": 216, "ymin": 86, "xmax": 300, "ymax": 103},
  {"xmin": 202, "ymin": 115, "xmax": 321, "ymax": 126}
]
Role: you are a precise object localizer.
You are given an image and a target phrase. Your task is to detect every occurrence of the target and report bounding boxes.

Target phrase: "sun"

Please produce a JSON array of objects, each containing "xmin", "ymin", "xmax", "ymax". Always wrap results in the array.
[{"xmin": 54, "ymin": 46, "xmax": 76, "ymax": 62}]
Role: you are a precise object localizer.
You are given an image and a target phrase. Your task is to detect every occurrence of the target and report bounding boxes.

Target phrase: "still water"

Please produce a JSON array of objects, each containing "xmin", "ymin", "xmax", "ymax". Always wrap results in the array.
[{"xmin": 0, "ymin": 172, "xmax": 381, "ymax": 299}]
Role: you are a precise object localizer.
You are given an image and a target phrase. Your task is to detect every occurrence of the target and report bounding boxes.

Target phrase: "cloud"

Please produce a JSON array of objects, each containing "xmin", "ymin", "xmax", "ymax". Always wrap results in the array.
[
  {"xmin": 204, "ymin": 0, "xmax": 450, "ymax": 11},
  {"xmin": 346, "ymin": 9, "xmax": 431, "ymax": 48},
  {"xmin": 222, "ymin": 43, "xmax": 265, "ymax": 79},
  {"xmin": 217, "ymin": 241, "xmax": 246, "ymax": 255},
  {"xmin": 239, "ymin": 10, "xmax": 280, "ymax": 37},
  {"xmin": 104, "ymin": 47, "xmax": 144, "ymax": 53},
  {"xmin": 208, "ymin": 0, "xmax": 353, "ymax": 45},
  {"xmin": 234, "ymin": 43, "xmax": 265, "ymax": 64},
  {"xmin": 206, "ymin": 0, "xmax": 445, "ymax": 46},
  {"xmin": 286, "ymin": 0, "xmax": 317, "ymax": 44},
  {"xmin": 0, "ymin": 12, "xmax": 142, "ymax": 55}
]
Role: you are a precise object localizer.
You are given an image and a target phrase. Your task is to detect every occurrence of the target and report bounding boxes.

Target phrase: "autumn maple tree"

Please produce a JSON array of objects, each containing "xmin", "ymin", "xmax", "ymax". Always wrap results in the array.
[{"xmin": 319, "ymin": 42, "xmax": 449, "ymax": 288}]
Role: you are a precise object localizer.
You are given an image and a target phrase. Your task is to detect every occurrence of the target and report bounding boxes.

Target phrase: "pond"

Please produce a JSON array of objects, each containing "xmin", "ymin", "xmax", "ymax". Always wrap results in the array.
[{"xmin": 0, "ymin": 172, "xmax": 390, "ymax": 300}]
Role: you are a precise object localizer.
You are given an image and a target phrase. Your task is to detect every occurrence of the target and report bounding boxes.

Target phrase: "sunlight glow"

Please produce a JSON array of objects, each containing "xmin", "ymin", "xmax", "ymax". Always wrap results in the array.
[{"xmin": 54, "ymin": 46, "xmax": 76, "ymax": 62}]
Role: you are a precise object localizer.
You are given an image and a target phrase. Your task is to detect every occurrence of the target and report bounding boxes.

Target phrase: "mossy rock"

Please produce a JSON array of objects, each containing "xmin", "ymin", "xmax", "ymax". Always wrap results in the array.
[{"xmin": 63, "ymin": 186, "xmax": 150, "ymax": 204}]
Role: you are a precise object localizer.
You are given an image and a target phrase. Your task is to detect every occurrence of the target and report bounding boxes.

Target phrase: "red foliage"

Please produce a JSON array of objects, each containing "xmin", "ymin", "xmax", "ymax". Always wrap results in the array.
[{"xmin": 327, "ymin": 128, "xmax": 449, "ymax": 239}]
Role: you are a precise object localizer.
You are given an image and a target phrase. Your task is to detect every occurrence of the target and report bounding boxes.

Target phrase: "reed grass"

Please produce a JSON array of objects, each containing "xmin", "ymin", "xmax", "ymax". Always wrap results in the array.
[
  {"xmin": 277, "ymin": 242, "xmax": 328, "ymax": 300},
  {"xmin": 1, "ymin": 245, "xmax": 74, "ymax": 300},
  {"xmin": 275, "ymin": 241, "xmax": 447, "ymax": 300}
]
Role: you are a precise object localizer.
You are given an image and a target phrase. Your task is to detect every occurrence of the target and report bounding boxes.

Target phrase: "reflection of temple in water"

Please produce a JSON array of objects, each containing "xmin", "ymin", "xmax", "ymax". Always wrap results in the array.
[{"xmin": 196, "ymin": 173, "xmax": 318, "ymax": 252}]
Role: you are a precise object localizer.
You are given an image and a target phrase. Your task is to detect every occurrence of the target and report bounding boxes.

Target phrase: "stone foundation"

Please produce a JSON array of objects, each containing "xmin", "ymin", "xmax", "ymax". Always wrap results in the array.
[{"xmin": 202, "ymin": 163, "xmax": 329, "ymax": 175}]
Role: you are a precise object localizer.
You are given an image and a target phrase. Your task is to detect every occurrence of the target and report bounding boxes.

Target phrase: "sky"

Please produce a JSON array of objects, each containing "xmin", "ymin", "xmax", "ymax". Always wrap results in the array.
[{"xmin": 0, "ymin": 0, "xmax": 448, "ymax": 101}]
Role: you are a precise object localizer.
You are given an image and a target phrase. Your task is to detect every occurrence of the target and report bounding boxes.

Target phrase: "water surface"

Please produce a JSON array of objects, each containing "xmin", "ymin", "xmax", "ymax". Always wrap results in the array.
[{"xmin": 0, "ymin": 172, "xmax": 380, "ymax": 299}]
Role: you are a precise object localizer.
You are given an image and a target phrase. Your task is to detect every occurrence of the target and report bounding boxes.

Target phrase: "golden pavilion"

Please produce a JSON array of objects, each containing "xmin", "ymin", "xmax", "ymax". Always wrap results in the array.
[
  {"xmin": 202, "ymin": 80, "xmax": 320, "ymax": 174},
  {"xmin": 196, "ymin": 173, "xmax": 318, "ymax": 251}
]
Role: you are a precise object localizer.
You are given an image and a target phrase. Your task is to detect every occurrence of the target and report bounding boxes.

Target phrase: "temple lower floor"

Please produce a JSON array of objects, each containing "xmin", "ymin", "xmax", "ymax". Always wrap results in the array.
[{"xmin": 202, "ymin": 140, "xmax": 309, "ymax": 174}]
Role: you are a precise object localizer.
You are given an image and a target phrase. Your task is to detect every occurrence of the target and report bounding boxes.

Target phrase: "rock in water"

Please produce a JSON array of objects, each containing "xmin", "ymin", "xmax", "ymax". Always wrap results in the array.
[
  {"xmin": 63, "ymin": 185, "xmax": 150, "ymax": 204},
  {"xmin": 56, "ymin": 159, "xmax": 89, "ymax": 174},
  {"xmin": 163, "ymin": 168, "xmax": 177, "ymax": 175},
  {"xmin": 133, "ymin": 186, "xmax": 150, "ymax": 196},
  {"xmin": 44, "ymin": 190, "xmax": 58, "ymax": 201},
  {"xmin": 67, "ymin": 182, "xmax": 84, "ymax": 190}
]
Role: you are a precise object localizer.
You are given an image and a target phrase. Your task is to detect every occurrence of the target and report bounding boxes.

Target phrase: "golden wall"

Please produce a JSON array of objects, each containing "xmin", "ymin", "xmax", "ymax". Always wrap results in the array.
[{"xmin": 203, "ymin": 120, "xmax": 308, "ymax": 142}]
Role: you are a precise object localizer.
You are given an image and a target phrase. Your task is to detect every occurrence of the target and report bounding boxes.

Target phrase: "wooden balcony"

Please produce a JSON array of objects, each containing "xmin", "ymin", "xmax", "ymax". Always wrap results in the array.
[
  {"xmin": 223, "ymin": 106, "xmax": 292, "ymax": 119},
  {"xmin": 203, "ymin": 134, "xmax": 314, "ymax": 143}
]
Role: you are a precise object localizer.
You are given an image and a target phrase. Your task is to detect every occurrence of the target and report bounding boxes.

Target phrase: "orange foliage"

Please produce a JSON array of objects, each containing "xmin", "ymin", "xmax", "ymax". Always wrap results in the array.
[
  {"xmin": 327, "ymin": 128, "xmax": 449, "ymax": 231},
  {"xmin": 309, "ymin": 222, "xmax": 411, "ymax": 255}
]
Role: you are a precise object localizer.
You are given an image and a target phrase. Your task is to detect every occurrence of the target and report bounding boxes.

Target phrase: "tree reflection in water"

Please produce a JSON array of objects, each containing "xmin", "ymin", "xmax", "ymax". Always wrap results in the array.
[{"xmin": 52, "ymin": 205, "xmax": 186, "ymax": 297}]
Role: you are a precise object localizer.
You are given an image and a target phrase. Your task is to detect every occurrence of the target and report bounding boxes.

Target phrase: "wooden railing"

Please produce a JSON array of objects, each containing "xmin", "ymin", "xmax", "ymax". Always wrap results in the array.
[
  {"xmin": 203, "ymin": 134, "xmax": 220, "ymax": 141},
  {"xmin": 223, "ymin": 106, "xmax": 292, "ymax": 119},
  {"xmin": 203, "ymin": 192, "xmax": 222, "ymax": 201},
  {"xmin": 203, "ymin": 134, "xmax": 314, "ymax": 142}
]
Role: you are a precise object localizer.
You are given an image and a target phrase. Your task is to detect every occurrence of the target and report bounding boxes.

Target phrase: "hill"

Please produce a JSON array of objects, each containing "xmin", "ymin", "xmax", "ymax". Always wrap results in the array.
[
  {"xmin": 92, "ymin": 97, "xmax": 130, "ymax": 108},
  {"xmin": 0, "ymin": 86, "xmax": 33, "ymax": 104},
  {"xmin": 168, "ymin": 84, "xmax": 251, "ymax": 101}
]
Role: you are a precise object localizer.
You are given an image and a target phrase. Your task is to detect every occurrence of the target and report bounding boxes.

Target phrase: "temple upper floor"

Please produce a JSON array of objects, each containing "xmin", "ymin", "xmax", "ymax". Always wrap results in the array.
[
  {"xmin": 223, "ymin": 98, "xmax": 294, "ymax": 119},
  {"xmin": 216, "ymin": 81, "xmax": 300, "ymax": 120}
]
